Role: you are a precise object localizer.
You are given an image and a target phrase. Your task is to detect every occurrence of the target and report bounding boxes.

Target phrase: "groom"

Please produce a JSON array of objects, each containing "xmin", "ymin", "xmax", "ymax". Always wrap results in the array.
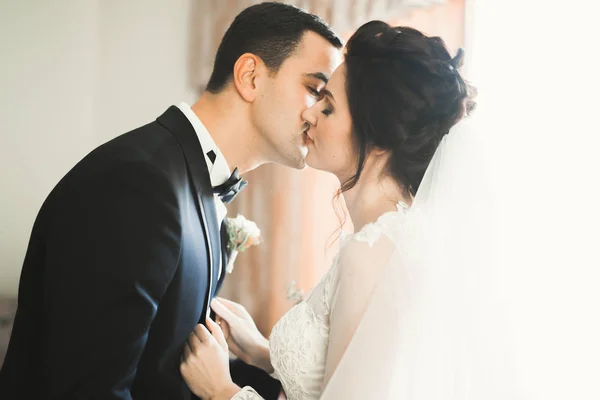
[{"xmin": 0, "ymin": 3, "xmax": 342, "ymax": 399}]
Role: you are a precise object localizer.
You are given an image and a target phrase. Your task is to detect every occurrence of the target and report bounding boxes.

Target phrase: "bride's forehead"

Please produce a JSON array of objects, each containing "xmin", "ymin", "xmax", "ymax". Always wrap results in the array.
[
  {"xmin": 330, "ymin": 63, "xmax": 346, "ymax": 80},
  {"xmin": 325, "ymin": 64, "xmax": 346, "ymax": 91}
]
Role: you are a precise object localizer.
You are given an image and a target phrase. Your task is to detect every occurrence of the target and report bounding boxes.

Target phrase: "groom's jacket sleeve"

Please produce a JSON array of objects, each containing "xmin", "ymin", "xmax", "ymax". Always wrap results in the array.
[{"xmin": 41, "ymin": 161, "xmax": 181, "ymax": 399}]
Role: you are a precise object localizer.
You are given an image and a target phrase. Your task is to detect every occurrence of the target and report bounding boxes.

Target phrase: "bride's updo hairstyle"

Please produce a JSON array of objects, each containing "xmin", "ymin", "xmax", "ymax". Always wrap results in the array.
[{"xmin": 342, "ymin": 21, "xmax": 476, "ymax": 196}]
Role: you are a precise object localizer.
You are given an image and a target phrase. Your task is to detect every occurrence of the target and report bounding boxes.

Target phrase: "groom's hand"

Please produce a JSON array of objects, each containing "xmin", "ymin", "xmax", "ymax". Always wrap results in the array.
[
  {"xmin": 211, "ymin": 298, "xmax": 273, "ymax": 374},
  {"xmin": 180, "ymin": 318, "xmax": 240, "ymax": 400}
]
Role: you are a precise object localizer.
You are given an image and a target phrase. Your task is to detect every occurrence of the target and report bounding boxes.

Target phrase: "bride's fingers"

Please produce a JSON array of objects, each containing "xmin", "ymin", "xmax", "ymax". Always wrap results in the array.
[
  {"xmin": 215, "ymin": 297, "xmax": 243, "ymax": 312},
  {"xmin": 218, "ymin": 320, "xmax": 244, "ymax": 356},
  {"xmin": 209, "ymin": 317, "xmax": 244, "ymax": 357},
  {"xmin": 211, "ymin": 298, "xmax": 238, "ymax": 324},
  {"xmin": 217, "ymin": 317, "xmax": 231, "ymax": 340},
  {"xmin": 206, "ymin": 317, "xmax": 227, "ymax": 350},
  {"xmin": 225, "ymin": 339, "xmax": 244, "ymax": 358}
]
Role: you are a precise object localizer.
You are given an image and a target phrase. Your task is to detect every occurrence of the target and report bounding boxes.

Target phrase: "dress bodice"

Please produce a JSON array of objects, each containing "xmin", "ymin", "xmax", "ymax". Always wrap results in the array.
[{"xmin": 233, "ymin": 202, "xmax": 409, "ymax": 400}]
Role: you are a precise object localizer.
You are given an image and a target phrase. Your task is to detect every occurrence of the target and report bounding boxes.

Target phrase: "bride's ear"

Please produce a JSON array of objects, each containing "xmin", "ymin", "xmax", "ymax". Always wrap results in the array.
[
  {"xmin": 232, "ymin": 54, "xmax": 264, "ymax": 103},
  {"xmin": 365, "ymin": 148, "xmax": 394, "ymax": 172},
  {"xmin": 371, "ymin": 147, "xmax": 391, "ymax": 158}
]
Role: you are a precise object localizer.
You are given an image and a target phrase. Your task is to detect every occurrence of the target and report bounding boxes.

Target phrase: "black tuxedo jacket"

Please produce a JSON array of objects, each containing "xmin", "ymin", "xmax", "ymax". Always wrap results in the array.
[{"xmin": 0, "ymin": 106, "xmax": 231, "ymax": 399}]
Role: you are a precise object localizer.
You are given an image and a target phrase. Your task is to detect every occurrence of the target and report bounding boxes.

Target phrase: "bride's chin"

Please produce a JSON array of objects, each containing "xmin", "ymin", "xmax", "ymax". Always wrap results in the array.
[
  {"xmin": 305, "ymin": 159, "xmax": 335, "ymax": 176},
  {"xmin": 305, "ymin": 153, "xmax": 325, "ymax": 171}
]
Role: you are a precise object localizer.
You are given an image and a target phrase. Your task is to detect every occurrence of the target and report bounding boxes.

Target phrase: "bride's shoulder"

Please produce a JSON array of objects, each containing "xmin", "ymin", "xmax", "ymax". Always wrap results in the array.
[
  {"xmin": 341, "ymin": 202, "xmax": 409, "ymax": 249},
  {"xmin": 336, "ymin": 224, "xmax": 404, "ymax": 280},
  {"xmin": 337, "ymin": 236, "xmax": 395, "ymax": 278},
  {"xmin": 328, "ymin": 215, "xmax": 403, "ymax": 310}
]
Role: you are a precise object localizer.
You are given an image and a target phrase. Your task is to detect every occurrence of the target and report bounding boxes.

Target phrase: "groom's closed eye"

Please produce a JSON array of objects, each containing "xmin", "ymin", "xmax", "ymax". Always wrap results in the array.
[
  {"xmin": 304, "ymin": 72, "xmax": 329, "ymax": 98},
  {"xmin": 306, "ymin": 86, "xmax": 321, "ymax": 97}
]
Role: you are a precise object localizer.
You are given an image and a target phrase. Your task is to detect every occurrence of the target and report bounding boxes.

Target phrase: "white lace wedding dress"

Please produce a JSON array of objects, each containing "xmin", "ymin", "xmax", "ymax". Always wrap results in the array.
[{"xmin": 231, "ymin": 203, "xmax": 409, "ymax": 400}]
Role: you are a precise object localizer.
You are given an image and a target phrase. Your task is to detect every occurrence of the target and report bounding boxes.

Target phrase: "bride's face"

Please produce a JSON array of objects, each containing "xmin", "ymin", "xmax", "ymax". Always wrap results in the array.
[{"xmin": 301, "ymin": 63, "xmax": 356, "ymax": 178}]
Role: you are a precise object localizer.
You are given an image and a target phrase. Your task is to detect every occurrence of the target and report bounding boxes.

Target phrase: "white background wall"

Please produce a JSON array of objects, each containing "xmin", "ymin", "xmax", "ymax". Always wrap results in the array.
[
  {"xmin": 0, "ymin": 0, "xmax": 200, "ymax": 295},
  {"xmin": 464, "ymin": 1, "xmax": 599, "ymax": 398}
]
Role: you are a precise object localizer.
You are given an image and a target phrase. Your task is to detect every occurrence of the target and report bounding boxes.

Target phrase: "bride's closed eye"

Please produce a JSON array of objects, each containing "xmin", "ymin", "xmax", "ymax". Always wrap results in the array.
[
  {"xmin": 319, "ymin": 88, "xmax": 335, "ymax": 116},
  {"xmin": 321, "ymin": 99, "xmax": 333, "ymax": 116}
]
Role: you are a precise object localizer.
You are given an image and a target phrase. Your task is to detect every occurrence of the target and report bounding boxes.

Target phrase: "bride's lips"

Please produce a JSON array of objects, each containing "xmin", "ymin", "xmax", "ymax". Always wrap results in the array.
[
  {"xmin": 303, "ymin": 131, "xmax": 314, "ymax": 144},
  {"xmin": 303, "ymin": 126, "xmax": 314, "ymax": 142},
  {"xmin": 301, "ymin": 121, "xmax": 313, "ymax": 143}
]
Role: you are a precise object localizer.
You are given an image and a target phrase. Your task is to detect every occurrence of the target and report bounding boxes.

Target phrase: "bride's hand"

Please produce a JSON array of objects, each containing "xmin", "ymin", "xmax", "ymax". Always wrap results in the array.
[
  {"xmin": 211, "ymin": 298, "xmax": 273, "ymax": 373},
  {"xmin": 180, "ymin": 318, "xmax": 241, "ymax": 400}
]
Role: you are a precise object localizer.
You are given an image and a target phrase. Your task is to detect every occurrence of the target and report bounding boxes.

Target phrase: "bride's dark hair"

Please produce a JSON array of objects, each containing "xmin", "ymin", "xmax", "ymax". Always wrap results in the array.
[{"xmin": 341, "ymin": 21, "xmax": 476, "ymax": 197}]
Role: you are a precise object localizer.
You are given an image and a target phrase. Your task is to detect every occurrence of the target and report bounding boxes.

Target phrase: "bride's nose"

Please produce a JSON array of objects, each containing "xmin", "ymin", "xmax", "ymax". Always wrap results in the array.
[{"xmin": 301, "ymin": 104, "xmax": 318, "ymax": 128}]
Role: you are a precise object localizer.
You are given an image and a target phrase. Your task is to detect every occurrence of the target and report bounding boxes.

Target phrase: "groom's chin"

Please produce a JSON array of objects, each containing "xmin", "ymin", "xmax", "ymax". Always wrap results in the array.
[
  {"xmin": 293, "ymin": 160, "xmax": 308, "ymax": 170},
  {"xmin": 286, "ymin": 149, "xmax": 308, "ymax": 170},
  {"xmin": 277, "ymin": 156, "xmax": 306, "ymax": 170}
]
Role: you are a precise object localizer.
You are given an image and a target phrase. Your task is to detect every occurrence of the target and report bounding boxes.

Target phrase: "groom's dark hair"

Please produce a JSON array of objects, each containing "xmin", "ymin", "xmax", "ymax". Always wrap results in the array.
[{"xmin": 205, "ymin": 2, "xmax": 342, "ymax": 93}]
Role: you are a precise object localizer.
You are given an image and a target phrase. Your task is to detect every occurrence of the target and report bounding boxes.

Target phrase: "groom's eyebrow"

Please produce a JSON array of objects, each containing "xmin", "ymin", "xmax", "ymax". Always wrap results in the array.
[{"xmin": 304, "ymin": 72, "xmax": 329, "ymax": 84}]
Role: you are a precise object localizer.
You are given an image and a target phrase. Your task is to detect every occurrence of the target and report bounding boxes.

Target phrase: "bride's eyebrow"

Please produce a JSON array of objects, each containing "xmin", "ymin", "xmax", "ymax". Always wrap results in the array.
[{"xmin": 321, "ymin": 89, "xmax": 336, "ymax": 104}]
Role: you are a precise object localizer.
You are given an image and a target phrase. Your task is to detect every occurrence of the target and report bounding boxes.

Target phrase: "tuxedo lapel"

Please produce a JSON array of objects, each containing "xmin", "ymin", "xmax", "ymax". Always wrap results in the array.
[
  {"xmin": 216, "ymin": 221, "xmax": 230, "ymax": 293},
  {"xmin": 157, "ymin": 106, "xmax": 221, "ymax": 321},
  {"xmin": 209, "ymin": 222, "xmax": 230, "ymax": 322}
]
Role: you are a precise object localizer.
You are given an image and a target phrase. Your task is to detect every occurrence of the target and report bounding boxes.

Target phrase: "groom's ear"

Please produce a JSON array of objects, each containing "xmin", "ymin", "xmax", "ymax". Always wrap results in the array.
[{"xmin": 232, "ymin": 54, "xmax": 263, "ymax": 103}]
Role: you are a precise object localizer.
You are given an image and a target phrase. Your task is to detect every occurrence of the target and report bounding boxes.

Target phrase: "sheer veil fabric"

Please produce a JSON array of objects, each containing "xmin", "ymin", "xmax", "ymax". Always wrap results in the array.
[{"xmin": 320, "ymin": 118, "xmax": 520, "ymax": 399}]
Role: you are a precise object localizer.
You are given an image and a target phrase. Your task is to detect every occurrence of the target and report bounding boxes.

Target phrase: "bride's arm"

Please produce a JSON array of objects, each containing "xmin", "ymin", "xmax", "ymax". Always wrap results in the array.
[{"xmin": 323, "ymin": 236, "xmax": 396, "ymax": 385}]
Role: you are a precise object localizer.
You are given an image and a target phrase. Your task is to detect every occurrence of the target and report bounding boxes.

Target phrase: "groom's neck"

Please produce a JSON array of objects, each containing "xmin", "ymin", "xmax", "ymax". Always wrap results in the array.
[{"xmin": 191, "ymin": 93, "xmax": 264, "ymax": 174}]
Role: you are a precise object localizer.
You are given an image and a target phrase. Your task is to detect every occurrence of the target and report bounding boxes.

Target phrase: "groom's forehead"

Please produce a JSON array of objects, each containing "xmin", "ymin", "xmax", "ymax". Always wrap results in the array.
[{"xmin": 288, "ymin": 31, "xmax": 342, "ymax": 75}]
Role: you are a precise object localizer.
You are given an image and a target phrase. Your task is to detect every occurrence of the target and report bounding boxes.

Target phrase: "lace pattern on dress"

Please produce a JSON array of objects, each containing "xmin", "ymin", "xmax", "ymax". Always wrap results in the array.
[
  {"xmin": 264, "ymin": 202, "xmax": 409, "ymax": 400},
  {"xmin": 347, "ymin": 202, "xmax": 409, "ymax": 247}
]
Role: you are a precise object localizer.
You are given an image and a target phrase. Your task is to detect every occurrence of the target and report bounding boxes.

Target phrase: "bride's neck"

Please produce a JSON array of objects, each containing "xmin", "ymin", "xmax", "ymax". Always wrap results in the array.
[{"xmin": 341, "ymin": 156, "xmax": 410, "ymax": 233}]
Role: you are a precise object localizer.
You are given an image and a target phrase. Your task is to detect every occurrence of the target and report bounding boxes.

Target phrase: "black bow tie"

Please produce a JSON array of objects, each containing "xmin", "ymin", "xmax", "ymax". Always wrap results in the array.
[{"xmin": 213, "ymin": 168, "xmax": 247, "ymax": 204}]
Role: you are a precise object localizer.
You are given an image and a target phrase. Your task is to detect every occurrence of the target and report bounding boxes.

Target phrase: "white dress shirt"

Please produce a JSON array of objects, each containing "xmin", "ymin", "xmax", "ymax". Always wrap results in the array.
[{"xmin": 177, "ymin": 102, "xmax": 230, "ymax": 277}]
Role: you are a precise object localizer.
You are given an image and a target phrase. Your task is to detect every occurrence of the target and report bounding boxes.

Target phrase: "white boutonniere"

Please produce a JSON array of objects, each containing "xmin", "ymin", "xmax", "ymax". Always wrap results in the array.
[{"xmin": 225, "ymin": 215, "xmax": 261, "ymax": 274}]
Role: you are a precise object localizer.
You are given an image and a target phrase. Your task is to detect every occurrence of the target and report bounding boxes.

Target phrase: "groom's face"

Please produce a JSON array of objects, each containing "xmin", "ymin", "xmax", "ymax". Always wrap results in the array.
[{"xmin": 253, "ymin": 31, "xmax": 342, "ymax": 169}]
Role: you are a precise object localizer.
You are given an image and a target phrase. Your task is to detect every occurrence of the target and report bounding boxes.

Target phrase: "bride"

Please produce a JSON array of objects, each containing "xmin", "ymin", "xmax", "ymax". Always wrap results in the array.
[{"xmin": 180, "ymin": 21, "xmax": 483, "ymax": 399}]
